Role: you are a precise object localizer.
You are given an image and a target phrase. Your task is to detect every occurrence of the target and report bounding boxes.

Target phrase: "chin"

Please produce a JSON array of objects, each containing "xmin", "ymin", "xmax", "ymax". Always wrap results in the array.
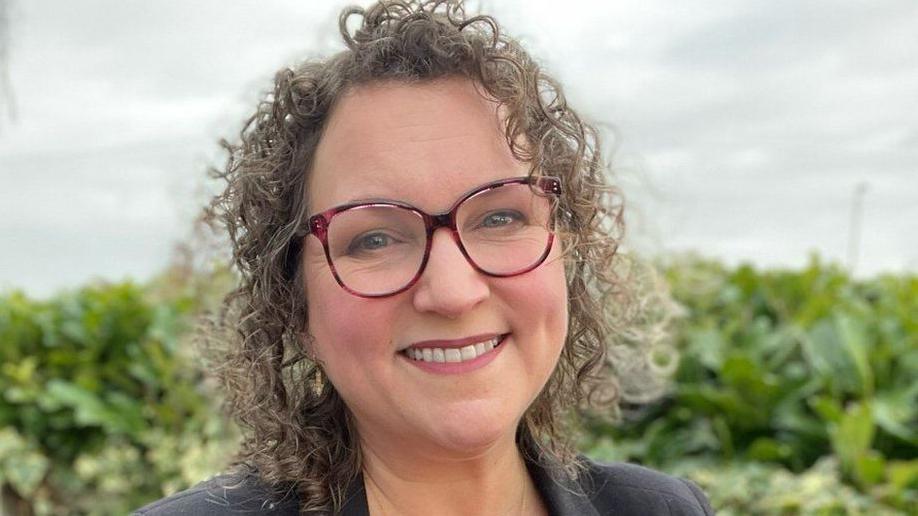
[{"xmin": 425, "ymin": 400, "xmax": 521, "ymax": 455}]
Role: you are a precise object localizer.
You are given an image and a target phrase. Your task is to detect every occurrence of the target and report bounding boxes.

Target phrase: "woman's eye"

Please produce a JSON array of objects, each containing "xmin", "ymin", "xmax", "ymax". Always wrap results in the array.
[
  {"xmin": 348, "ymin": 233, "xmax": 393, "ymax": 254},
  {"xmin": 480, "ymin": 211, "xmax": 523, "ymax": 228}
]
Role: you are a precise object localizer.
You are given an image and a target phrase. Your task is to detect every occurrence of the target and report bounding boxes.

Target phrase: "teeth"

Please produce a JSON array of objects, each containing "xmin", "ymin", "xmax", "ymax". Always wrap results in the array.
[
  {"xmin": 459, "ymin": 345, "xmax": 476, "ymax": 361},
  {"xmin": 404, "ymin": 337, "xmax": 501, "ymax": 363}
]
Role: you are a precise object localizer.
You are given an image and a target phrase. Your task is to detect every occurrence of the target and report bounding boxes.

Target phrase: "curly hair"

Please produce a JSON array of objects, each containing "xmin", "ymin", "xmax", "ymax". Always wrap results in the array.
[{"xmin": 202, "ymin": 1, "xmax": 673, "ymax": 513}]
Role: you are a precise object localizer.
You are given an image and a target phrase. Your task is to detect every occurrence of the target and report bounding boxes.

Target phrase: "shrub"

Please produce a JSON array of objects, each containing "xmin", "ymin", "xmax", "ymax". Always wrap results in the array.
[
  {"xmin": 0, "ymin": 274, "xmax": 237, "ymax": 515},
  {"xmin": 583, "ymin": 255, "xmax": 917, "ymax": 512},
  {"xmin": 2, "ymin": 256, "xmax": 915, "ymax": 514}
]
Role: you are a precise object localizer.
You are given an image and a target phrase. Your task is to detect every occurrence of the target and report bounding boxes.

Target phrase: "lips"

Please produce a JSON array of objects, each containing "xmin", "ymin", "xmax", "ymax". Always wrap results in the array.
[
  {"xmin": 399, "ymin": 333, "xmax": 509, "ymax": 361},
  {"xmin": 399, "ymin": 333, "xmax": 510, "ymax": 374},
  {"xmin": 402, "ymin": 335, "xmax": 505, "ymax": 363}
]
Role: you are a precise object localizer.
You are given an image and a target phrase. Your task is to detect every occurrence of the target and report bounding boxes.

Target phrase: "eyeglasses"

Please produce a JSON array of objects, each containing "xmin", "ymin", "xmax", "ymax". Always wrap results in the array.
[{"xmin": 302, "ymin": 176, "xmax": 562, "ymax": 298}]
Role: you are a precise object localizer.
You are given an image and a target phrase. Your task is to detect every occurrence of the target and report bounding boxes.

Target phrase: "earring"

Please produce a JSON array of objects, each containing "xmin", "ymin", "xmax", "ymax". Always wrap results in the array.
[
  {"xmin": 303, "ymin": 332, "xmax": 327, "ymax": 396},
  {"xmin": 312, "ymin": 364, "xmax": 325, "ymax": 395}
]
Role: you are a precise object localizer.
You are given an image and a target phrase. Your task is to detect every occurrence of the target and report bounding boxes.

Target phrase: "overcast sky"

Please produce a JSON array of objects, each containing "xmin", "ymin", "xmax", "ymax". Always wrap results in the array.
[{"xmin": 1, "ymin": 0, "xmax": 916, "ymax": 297}]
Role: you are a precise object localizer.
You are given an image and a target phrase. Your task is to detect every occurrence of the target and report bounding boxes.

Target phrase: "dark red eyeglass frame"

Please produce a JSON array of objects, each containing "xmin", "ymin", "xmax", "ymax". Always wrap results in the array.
[{"xmin": 301, "ymin": 175, "xmax": 562, "ymax": 298}]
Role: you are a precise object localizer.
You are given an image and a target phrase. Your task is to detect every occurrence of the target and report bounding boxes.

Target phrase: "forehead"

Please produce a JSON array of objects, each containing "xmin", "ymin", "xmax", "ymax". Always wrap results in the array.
[{"xmin": 308, "ymin": 78, "xmax": 527, "ymax": 213}]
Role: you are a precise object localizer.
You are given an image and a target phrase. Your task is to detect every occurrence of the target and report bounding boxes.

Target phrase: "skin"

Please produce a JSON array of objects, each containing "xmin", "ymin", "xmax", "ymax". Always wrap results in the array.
[{"xmin": 303, "ymin": 77, "xmax": 567, "ymax": 515}]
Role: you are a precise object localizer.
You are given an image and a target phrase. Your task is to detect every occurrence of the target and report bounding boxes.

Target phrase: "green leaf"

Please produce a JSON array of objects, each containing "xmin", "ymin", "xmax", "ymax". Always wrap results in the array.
[
  {"xmin": 4, "ymin": 385, "xmax": 40, "ymax": 404},
  {"xmin": 43, "ymin": 379, "xmax": 135, "ymax": 434},
  {"xmin": 2, "ymin": 448, "xmax": 50, "ymax": 497},
  {"xmin": 1, "ymin": 356, "xmax": 39, "ymax": 388},
  {"xmin": 687, "ymin": 328, "xmax": 725, "ymax": 370},
  {"xmin": 835, "ymin": 314, "xmax": 874, "ymax": 397},
  {"xmin": 0, "ymin": 428, "xmax": 50, "ymax": 497},
  {"xmin": 747, "ymin": 437, "xmax": 793, "ymax": 463},
  {"xmin": 853, "ymin": 450, "xmax": 885, "ymax": 487},
  {"xmin": 104, "ymin": 392, "xmax": 147, "ymax": 437},
  {"xmin": 809, "ymin": 395, "xmax": 843, "ymax": 424},
  {"xmin": 830, "ymin": 401, "xmax": 874, "ymax": 474},
  {"xmin": 0, "ymin": 427, "xmax": 27, "ymax": 460},
  {"xmin": 873, "ymin": 389, "xmax": 918, "ymax": 444},
  {"xmin": 803, "ymin": 318, "xmax": 864, "ymax": 396},
  {"xmin": 887, "ymin": 460, "xmax": 918, "ymax": 491}
]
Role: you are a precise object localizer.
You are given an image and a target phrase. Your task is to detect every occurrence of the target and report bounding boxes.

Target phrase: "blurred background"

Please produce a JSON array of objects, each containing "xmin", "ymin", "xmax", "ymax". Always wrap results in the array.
[{"xmin": 0, "ymin": 1, "xmax": 915, "ymax": 514}]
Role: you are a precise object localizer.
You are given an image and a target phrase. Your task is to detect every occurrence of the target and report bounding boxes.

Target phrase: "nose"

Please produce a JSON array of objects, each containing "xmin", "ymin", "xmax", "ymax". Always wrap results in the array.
[{"xmin": 411, "ymin": 228, "xmax": 490, "ymax": 318}]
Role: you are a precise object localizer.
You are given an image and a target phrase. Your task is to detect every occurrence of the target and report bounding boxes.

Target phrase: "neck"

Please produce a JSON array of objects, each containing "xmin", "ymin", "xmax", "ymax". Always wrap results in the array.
[{"xmin": 360, "ymin": 435, "xmax": 543, "ymax": 516}]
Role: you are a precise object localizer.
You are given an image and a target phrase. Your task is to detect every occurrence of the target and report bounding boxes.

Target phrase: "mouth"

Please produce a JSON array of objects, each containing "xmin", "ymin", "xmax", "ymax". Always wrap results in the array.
[{"xmin": 400, "ymin": 334, "xmax": 509, "ymax": 364}]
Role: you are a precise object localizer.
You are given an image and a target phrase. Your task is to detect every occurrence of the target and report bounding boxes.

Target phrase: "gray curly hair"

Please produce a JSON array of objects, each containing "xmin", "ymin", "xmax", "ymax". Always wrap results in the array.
[{"xmin": 202, "ymin": 1, "xmax": 672, "ymax": 513}]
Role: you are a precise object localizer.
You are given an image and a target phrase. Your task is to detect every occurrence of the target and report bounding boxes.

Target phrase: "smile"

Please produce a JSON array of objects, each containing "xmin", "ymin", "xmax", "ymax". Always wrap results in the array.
[{"xmin": 401, "ymin": 335, "xmax": 505, "ymax": 363}]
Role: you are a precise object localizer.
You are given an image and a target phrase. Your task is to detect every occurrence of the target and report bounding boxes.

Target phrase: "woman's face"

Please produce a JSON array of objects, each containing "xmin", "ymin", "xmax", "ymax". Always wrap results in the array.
[{"xmin": 303, "ymin": 78, "xmax": 568, "ymax": 460}]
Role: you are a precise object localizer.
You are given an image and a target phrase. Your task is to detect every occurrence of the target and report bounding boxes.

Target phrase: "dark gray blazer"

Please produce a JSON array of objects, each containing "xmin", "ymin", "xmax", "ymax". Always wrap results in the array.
[{"xmin": 134, "ymin": 456, "xmax": 714, "ymax": 515}]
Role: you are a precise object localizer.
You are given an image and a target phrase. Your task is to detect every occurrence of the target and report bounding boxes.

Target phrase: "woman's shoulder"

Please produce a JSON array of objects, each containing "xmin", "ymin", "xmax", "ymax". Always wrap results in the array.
[
  {"xmin": 576, "ymin": 456, "xmax": 714, "ymax": 515},
  {"xmin": 132, "ymin": 469, "xmax": 300, "ymax": 515},
  {"xmin": 134, "ymin": 457, "xmax": 713, "ymax": 515}
]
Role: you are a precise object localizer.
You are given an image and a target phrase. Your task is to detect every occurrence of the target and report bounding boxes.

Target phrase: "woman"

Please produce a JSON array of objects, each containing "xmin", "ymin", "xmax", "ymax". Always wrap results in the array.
[{"xmin": 136, "ymin": 1, "xmax": 713, "ymax": 514}]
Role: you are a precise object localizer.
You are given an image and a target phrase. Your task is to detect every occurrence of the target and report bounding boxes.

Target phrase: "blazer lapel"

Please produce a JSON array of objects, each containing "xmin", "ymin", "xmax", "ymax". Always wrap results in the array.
[
  {"xmin": 526, "ymin": 458, "xmax": 601, "ymax": 516},
  {"xmin": 336, "ymin": 459, "xmax": 600, "ymax": 516}
]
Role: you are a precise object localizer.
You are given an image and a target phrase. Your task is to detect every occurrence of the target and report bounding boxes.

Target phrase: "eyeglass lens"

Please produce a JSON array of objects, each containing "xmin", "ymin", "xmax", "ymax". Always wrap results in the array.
[{"xmin": 324, "ymin": 182, "xmax": 555, "ymax": 296}]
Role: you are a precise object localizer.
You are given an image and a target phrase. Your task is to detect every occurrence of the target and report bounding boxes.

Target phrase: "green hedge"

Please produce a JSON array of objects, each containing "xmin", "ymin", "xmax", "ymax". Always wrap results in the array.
[
  {"xmin": 0, "ymin": 272, "xmax": 236, "ymax": 515},
  {"xmin": 1, "ymin": 257, "xmax": 916, "ymax": 514},
  {"xmin": 583, "ymin": 255, "xmax": 917, "ymax": 513}
]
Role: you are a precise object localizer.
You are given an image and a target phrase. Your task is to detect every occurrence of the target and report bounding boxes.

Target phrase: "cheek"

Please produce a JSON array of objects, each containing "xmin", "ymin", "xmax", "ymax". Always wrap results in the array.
[
  {"xmin": 537, "ymin": 243, "xmax": 569, "ymax": 321},
  {"xmin": 541, "ymin": 260, "xmax": 569, "ymax": 350},
  {"xmin": 304, "ymin": 259, "xmax": 392, "ymax": 373},
  {"xmin": 502, "ymin": 253, "xmax": 569, "ymax": 353}
]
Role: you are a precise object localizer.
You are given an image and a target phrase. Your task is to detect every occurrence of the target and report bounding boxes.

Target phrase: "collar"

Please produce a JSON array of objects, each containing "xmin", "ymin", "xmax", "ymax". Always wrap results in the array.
[{"xmin": 337, "ymin": 455, "xmax": 600, "ymax": 516}]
